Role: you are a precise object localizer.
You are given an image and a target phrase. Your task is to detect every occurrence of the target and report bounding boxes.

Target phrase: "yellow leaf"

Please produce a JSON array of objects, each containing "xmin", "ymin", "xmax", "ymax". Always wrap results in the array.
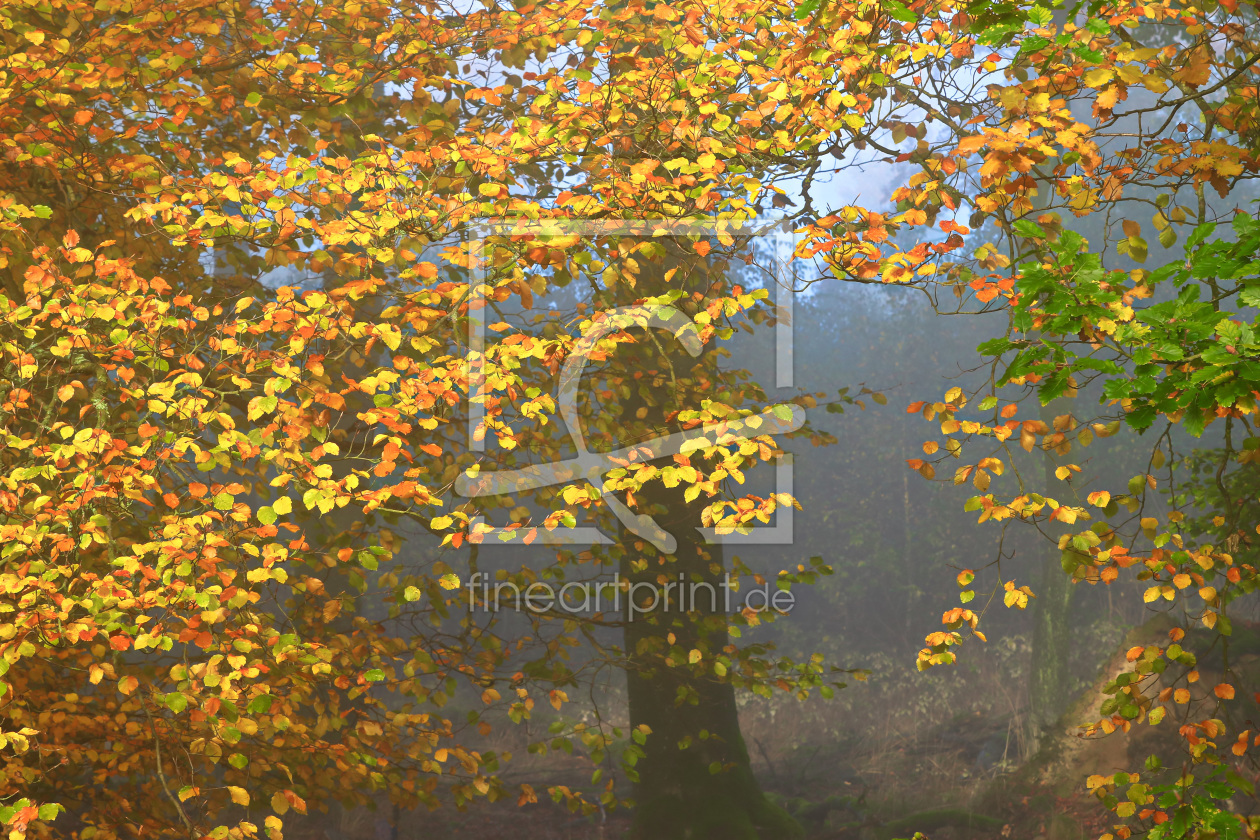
[
  {"xmin": 689, "ymin": 649, "xmax": 702, "ymax": 664},
  {"xmin": 375, "ymin": 325, "xmax": 401, "ymax": 351},
  {"xmin": 1083, "ymin": 68, "xmax": 1114, "ymax": 88},
  {"xmin": 228, "ymin": 786, "xmax": 250, "ymax": 806},
  {"xmin": 270, "ymin": 791, "xmax": 289, "ymax": 815},
  {"xmin": 439, "ymin": 573, "xmax": 460, "ymax": 590}
]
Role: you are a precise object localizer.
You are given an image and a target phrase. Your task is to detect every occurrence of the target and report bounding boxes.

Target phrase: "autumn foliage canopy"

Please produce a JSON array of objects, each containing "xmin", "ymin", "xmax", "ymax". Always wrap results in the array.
[{"xmin": 0, "ymin": 0, "xmax": 1258, "ymax": 836}]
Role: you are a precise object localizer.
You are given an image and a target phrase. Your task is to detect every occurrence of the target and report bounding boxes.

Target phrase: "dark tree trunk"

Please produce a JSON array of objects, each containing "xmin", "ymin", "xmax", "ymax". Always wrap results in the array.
[
  {"xmin": 620, "ymin": 495, "xmax": 798, "ymax": 839},
  {"xmin": 608, "ymin": 242, "xmax": 800, "ymax": 840}
]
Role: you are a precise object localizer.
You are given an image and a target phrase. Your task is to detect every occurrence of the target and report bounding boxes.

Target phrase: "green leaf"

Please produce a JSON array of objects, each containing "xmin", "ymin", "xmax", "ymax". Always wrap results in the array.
[
  {"xmin": 1013, "ymin": 219, "xmax": 1046, "ymax": 239},
  {"xmin": 793, "ymin": 0, "xmax": 820, "ymax": 19},
  {"xmin": 883, "ymin": 0, "xmax": 916, "ymax": 21},
  {"xmin": 245, "ymin": 92, "xmax": 262, "ymax": 106},
  {"xmin": 246, "ymin": 695, "xmax": 273, "ymax": 714},
  {"xmin": 165, "ymin": 693, "xmax": 188, "ymax": 713},
  {"xmin": 257, "ymin": 505, "xmax": 276, "ymax": 525},
  {"xmin": 1026, "ymin": 5, "xmax": 1053, "ymax": 25},
  {"xmin": 1085, "ymin": 17, "xmax": 1109, "ymax": 35},
  {"xmin": 364, "ymin": 669, "xmax": 386, "ymax": 682}
]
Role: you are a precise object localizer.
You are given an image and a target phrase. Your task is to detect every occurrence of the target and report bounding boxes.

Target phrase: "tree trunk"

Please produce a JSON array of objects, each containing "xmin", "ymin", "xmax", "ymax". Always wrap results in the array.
[
  {"xmin": 621, "ymin": 512, "xmax": 798, "ymax": 839},
  {"xmin": 609, "ymin": 243, "xmax": 799, "ymax": 839},
  {"xmin": 1026, "ymin": 397, "xmax": 1076, "ymax": 752}
]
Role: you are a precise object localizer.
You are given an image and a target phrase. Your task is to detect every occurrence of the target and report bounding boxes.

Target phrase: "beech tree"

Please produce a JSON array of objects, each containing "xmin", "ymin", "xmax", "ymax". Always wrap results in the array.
[
  {"xmin": 2, "ymin": 0, "xmax": 1259, "ymax": 838},
  {"xmin": 0, "ymin": 0, "xmax": 921, "ymax": 837}
]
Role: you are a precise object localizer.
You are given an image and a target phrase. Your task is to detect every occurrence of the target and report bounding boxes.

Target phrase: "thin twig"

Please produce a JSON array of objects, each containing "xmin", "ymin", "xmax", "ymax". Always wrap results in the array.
[{"xmin": 144, "ymin": 701, "xmax": 197, "ymax": 839}]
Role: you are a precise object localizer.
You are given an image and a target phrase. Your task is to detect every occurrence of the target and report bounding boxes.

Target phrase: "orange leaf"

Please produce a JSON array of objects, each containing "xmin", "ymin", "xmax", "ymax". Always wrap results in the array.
[
  {"xmin": 955, "ymin": 135, "xmax": 986, "ymax": 156},
  {"xmin": 1215, "ymin": 683, "xmax": 1235, "ymax": 700}
]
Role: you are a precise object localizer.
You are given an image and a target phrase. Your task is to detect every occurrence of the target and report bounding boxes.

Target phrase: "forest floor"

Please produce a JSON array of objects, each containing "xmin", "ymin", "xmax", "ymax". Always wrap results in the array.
[
  {"xmin": 282, "ymin": 711, "xmax": 1116, "ymax": 840},
  {"xmin": 285, "ymin": 617, "xmax": 1253, "ymax": 839}
]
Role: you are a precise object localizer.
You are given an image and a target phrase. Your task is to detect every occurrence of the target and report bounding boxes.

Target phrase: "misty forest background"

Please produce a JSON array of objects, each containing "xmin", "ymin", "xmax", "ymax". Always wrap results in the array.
[{"xmin": 304, "ymin": 179, "xmax": 1255, "ymax": 839}]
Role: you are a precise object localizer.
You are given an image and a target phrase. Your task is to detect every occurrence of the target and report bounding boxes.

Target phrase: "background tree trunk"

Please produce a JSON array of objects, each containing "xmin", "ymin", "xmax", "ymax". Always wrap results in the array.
[{"xmin": 1026, "ymin": 397, "xmax": 1076, "ymax": 753}]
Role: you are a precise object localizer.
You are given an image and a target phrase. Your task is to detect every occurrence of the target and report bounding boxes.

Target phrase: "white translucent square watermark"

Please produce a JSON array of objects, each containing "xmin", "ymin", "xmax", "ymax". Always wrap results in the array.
[{"xmin": 457, "ymin": 219, "xmax": 799, "ymax": 549}]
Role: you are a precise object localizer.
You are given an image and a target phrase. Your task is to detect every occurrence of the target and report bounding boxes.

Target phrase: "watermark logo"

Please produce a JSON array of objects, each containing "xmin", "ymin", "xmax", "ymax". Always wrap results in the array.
[
  {"xmin": 457, "ymin": 220, "xmax": 801, "ymax": 551},
  {"xmin": 463, "ymin": 572, "xmax": 797, "ymax": 620}
]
